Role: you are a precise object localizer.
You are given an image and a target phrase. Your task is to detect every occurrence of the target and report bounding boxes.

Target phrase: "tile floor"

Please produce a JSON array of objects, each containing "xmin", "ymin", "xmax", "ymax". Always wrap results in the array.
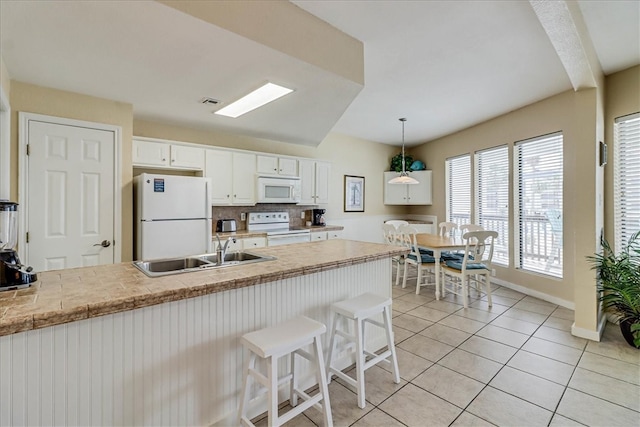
[{"xmin": 257, "ymin": 266, "xmax": 640, "ymax": 427}]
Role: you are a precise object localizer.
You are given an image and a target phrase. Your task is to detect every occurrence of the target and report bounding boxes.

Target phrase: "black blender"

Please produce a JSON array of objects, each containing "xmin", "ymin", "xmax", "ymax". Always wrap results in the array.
[{"xmin": 0, "ymin": 201, "xmax": 37, "ymax": 291}]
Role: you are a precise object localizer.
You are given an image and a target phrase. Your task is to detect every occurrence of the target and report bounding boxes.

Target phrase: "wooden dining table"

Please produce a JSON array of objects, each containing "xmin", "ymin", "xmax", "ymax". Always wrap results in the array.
[{"xmin": 415, "ymin": 233, "xmax": 467, "ymax": 299}]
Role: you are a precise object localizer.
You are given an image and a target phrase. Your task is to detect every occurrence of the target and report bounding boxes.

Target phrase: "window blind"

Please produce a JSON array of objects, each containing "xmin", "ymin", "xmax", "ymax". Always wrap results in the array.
[
  {"xmin": 515, "ymin": 132, "xmax": 563, "ymax": 277},
  {"xmin": 614, "ymin": 112, "xmax": 640, "ymax": 250},
  {"xmin": 446, "ymin": 155, "xmax": 471, "ymax": 227},
  {"xmin": 475, "ymin": 145, "xmax": 509, "ymax": 266}
]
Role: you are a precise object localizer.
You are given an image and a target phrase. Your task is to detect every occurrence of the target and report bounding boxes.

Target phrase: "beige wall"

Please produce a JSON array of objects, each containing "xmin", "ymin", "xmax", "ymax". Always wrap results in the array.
[
  {"xmin": 9, "ymin": 81, "xmax": 134, "ymax": 261},
  {"xmin": 604, "ymin": 65, "xmax": 640, "ymax": 246},
  {"xmin": 0, "ymin": 56, "xmax": 10, "ymax": 99},
  {"xmin": 409, "ymin": 89, "xmax": 599, "ymax": 311}
]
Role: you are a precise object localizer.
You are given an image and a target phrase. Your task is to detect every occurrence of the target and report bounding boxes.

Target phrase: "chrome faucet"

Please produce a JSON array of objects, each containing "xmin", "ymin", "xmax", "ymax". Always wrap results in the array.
[{"xmin": 215, "ymin": 234, "xmax": 236, "ymax": 265}]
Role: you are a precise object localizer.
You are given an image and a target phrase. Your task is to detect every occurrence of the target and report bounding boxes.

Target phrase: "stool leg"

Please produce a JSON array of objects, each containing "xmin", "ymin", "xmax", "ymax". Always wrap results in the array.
[
  {"xmin": 325, "ymin": 312, "xmax": 339, "ymax": 384},
  {"xmin": 290, "ymin": 351, "xmax": 298, "ymax": 407},
  {"xmin": 237, "ymin": 353, "xmax": 256, "ymax": 426},
  {"xmin": 313, "ymin": 336, "xmax": 333, "ymax": 427},
  {"xmin": 383, "ymin": 306, "xmax": 400, "ymax": 384},
  {"xmin": 354, "ymin": 317, "xmax": 366, "ymax": 409},
  {"xmin": 267, "ymin": 355, "xmax": 279, "ymax": 427}
]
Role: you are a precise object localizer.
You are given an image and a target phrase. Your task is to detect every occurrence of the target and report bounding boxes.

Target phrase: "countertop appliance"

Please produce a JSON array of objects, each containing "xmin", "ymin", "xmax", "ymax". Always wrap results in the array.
[
  {"xmin": 0, "ymin": 201, "xmax": 37, "ymax": 290},
  {"xmin": 312, "ymin": 209, "xmax": 326, "ymax": 226},
  {"xmin": 134, "ymin": 173, "xmax": 212, "ymax": 260},
  {"xmin": 247, "ymin": 212, "xmax": 310, "ymax": 246},
  {"xmin": 216, "ymin": 219, "xmax": 237, "ymax": 232},
  {"xmin": 256, "ymin": 176, "xmax": 301, "ymax": 204}
]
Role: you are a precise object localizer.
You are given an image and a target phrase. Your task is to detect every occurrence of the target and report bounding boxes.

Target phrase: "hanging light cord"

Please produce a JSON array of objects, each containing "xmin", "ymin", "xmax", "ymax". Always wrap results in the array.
[{"xmin": 400, "ymin": 118, "xmax": 407, "ymax": 176}]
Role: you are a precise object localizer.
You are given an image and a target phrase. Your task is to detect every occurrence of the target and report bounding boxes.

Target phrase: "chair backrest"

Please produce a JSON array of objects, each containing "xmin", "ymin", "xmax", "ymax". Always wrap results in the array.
[
  {"xmin": 385, "ymin": 220, "xmax": 409, "ymax": 230},
  {"xmin": 438, "ymin": 222, "xmax": 458, "ymax": 237},
  {"xmin": 459, "ymin": 224, "xmax": 484, "ymax": 234},
  {"xmin": 382, "ymin": 223, "xmax": 399, "ymax": 245},
  {"xmin": 461, "ymin": 230, "xmax": 498, "ymax": 270},
  {"xmin": 397, "ymin": 224, "xmax": 419, "ymax": 256}
]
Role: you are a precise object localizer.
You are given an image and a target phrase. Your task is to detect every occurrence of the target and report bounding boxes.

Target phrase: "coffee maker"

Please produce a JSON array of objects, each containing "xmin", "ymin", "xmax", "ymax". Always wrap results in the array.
[
  {"xmin": 312, "ymin": 208, "xmax": 326, "ymax": 227},
  {"xmin": 1, "ymin": 201, "xmax": 37, "ymax": 291}
]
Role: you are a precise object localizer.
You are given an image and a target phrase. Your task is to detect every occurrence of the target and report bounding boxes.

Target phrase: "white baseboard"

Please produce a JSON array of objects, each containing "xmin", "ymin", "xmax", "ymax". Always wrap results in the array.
[
  {"xmin": 491, "ymin": 277, "xmax": 575, "ymax": 309},
  {"xmin": 571, "ymin": 314, "xmax": 607, "ymax": 342}
]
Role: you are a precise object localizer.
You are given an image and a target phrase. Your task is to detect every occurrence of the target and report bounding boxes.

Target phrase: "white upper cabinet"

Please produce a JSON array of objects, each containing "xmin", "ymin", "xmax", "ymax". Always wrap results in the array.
[
  {"xmin": 133, "ymin": 138, "xmax": 204, "ymax": 170},
  {"xmin": 205, "ymin": 149, "xmax": 256, "ymax": 206},
  {"xmin": 257, "ymin": 155, "xmax": 298, "ymax": 176},
  {"xmin": 299, "ymin": 160, "xmax": 330, "ymax": 205},
  {"xmin": 384, "ymin": 170, "xmax": 432, "ymax": 205}
]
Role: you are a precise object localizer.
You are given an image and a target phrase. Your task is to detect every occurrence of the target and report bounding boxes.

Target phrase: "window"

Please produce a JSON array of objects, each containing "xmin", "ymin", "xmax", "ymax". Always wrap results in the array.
[
  {"xmin": 446, "ymin": 155, "xmax": 471, "ymax": 227},
  {"xmin": 614, "ymin": 112, "xmax": 640, "ymax": 250},
  {"xmin": 515, "ymin": 132, "xmax": 563, "ymax": 277},
  {"xmin": 475, "ymin": 146, "xmax": 509, "ymax": 266}
]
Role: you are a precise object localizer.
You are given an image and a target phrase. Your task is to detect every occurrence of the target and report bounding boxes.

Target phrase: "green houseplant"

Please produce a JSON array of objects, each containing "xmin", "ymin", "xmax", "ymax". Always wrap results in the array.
[
  {"xmin": 390, "ymin": 152, "xmax": 413, "ymax": 172},
  {"xmin": 587, "ymin": 230, "xmax": 640, "ymax": 348}
]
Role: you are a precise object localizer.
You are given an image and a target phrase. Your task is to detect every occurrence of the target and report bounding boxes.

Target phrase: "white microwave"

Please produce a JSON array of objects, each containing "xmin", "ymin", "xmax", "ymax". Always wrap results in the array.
[{"xmin": 256, "ymin": 176, "xmax": 301, "ymax": 203}]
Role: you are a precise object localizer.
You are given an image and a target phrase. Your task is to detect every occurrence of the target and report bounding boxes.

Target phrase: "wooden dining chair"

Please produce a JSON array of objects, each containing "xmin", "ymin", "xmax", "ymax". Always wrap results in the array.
[
  {"xmin": 382, "ymin": 223, "xmax": 405, "ymax": 286},
  {"xmin": 398, "ymin": 224, "xmax": 437, "ymax": 294}
]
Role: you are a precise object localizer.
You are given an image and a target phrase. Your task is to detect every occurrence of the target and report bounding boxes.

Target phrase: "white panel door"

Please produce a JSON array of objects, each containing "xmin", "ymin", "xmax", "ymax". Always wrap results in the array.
[{"xmin": 27, "ymin": 120, "xmax": 115, "ymax": 271}]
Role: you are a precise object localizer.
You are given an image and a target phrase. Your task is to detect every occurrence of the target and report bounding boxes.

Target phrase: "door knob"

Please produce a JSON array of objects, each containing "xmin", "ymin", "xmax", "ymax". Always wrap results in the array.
[{"xmin": 94, "ymin": 240, "xmax": 111, "ymax": 248}]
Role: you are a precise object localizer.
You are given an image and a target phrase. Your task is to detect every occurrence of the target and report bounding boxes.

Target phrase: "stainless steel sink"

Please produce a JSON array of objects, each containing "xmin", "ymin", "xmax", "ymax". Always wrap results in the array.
[{"xmin": 133, "ymin": 251, "xmax": 275, "ymax": 277}]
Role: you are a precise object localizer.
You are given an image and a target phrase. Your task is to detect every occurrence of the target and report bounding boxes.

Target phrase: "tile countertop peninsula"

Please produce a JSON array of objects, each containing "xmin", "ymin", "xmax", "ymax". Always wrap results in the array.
[{"xmin": 0, "ymin": 239, "xmax": 403, "ymax": 337}]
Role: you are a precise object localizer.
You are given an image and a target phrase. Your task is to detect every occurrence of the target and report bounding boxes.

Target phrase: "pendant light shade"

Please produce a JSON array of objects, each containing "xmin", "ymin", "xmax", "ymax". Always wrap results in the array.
[{"xmin": 388, "ymin": 118, "xmax": 419, "ymax": 185}]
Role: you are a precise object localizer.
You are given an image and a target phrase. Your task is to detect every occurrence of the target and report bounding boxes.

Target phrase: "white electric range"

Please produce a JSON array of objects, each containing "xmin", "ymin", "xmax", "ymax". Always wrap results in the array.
[{"xmin": 247, "ymin": 212, "xmax": 311, "ymax": 246}]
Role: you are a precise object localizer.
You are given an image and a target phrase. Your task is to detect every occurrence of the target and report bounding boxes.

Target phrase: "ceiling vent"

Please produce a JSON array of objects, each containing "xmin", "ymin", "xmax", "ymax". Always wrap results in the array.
[{"xmin": 200, "ymin": 97, "xmax": 220, "ymax": 105}]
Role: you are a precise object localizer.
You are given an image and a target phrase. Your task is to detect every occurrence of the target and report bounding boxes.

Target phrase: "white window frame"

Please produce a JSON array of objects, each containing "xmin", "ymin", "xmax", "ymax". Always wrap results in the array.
[
  {"xmin": 475, "ymin": 145, "xmax": 509, "ymax": 266},
  {"xmin": 445, "ymin": 154, "xmax": 471, "ymax": 228},
  {"xmin": 614, "ymin": 112, "xmax": 640, "ymax": 251},
  {"xmin": 514, "ymin": 132, "xmax": 563, "ymax": 278}
]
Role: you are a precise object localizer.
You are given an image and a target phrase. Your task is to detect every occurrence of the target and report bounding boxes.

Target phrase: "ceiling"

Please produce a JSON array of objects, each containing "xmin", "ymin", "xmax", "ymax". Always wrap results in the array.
[{"xmin": 1, "ymin": 1, "xmax": 638, "ymax": 147}]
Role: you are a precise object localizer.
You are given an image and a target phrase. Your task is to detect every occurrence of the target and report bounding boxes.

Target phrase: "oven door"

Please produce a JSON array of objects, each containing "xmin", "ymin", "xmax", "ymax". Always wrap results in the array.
[
  {"xmin": 267, "ymin": 233, "xmax": 311, "ymax": 246},
  {"xmin": 257, "ymin": 176, "xmax": 301, "ymax": 203}
]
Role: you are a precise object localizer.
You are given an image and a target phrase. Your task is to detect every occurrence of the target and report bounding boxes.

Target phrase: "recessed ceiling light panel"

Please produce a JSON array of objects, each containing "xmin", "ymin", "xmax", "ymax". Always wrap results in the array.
[{"xmin": 214, "ymin": 82, "xmax": 294, "ymax": 118}]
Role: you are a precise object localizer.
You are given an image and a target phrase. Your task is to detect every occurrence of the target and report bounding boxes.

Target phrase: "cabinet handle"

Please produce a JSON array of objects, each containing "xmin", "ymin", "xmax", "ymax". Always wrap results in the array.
[{"xmin": 226, "ymin": 194, "xmax": 230, "ymax": 198}]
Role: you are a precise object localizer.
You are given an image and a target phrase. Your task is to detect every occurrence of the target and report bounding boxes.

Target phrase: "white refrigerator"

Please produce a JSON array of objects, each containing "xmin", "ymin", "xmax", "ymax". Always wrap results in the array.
[{"xmin": 135, "ymin": 173, "xmax": 212, "ymax": 260}]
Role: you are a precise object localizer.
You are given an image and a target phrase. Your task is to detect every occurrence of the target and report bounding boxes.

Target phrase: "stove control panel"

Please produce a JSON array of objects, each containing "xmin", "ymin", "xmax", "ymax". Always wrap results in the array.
[{"xmin": 247, "ymin": 212, "xmax": 290, "ymax": 225}]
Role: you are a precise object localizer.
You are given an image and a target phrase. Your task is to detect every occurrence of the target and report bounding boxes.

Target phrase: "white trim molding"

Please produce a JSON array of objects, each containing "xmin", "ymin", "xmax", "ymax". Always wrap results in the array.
[
  {"xmin": 572, "ymin": 314, "xmax": 607, "ymax": 342},
  {"xmin": 0, "ymin": 85, "xmax": 10, "ymax": 200}
]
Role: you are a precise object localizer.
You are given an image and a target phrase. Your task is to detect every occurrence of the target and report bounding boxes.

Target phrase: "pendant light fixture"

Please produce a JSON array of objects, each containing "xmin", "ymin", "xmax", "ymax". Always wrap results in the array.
[{"xmin": 388, "ymin": 118, "xmax": 419, "ymax": 185}]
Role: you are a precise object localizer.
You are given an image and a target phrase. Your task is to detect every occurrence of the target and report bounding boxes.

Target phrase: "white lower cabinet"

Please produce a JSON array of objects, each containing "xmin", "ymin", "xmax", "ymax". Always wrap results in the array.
[
  {"xmin": 328, "ymin": 230, "xmax": 343, "ymax": 239},
  {"xmin": 242, "ymin": 237, "xmax": 267, "ymax": 249},
  {"xmin": 311, "ymin": 230, "xmax": 343, "ymax": 241}
]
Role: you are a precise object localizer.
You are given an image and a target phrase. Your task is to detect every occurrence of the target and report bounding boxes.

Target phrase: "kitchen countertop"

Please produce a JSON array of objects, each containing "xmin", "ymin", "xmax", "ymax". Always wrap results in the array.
[
  {"xmin": 0, "ymin": 239, "xmax": 402, "ymax": 337},
  {"xmin": 215, "ymin": 224, "xmax": 344, "ymax": 239}
]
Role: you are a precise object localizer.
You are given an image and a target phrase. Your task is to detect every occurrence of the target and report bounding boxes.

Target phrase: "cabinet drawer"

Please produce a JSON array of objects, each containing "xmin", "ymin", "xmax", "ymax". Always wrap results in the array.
[
  {"xmin": 311, "ymin": 232, "xmax": 327, "ymax": 242},
  {"xmin": 243, "ymin": 237, "xmax": 267, "ymax": 248}
]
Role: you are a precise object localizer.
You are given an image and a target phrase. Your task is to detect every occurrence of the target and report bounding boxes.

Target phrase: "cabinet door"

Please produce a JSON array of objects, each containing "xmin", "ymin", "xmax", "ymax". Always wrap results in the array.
[
  {"xmin": 170, "ymin": 145, "xmax": 205, "ymax": 170},
  {"xmin": 133, "ymin": 139, "xmax": 170, "ymax": 167},
  {"xmin": 205, "ymin": 150, "xmax": 233, "ymax": 205},
  {"xmin": 231, "ymin": 152, "xmax": 256, "ymax": 205},
  {"xmin": 310, "ymin": 232, "xmax": 327, "ymax": 242},
  {"xmin": 327, "ymin": 230, "xmax": 343, "ymax": 239},
  {"xmin": 407, "ymin": 170, "xmax": 432, "ymax": 205},
  {"xmin": 383, "ymin": 172, "xmax": 409, "ymax": 204},
  {"xmin": 243, "ymin": 237, "xmax": 266, "ymax": 248},
  {"xmin": 279, "ymin": 158, "xmax": 298, "ymax": 176},
  {"xmin": 298, "ymin": 159, "xmax": 316, "ymax": 204},
  {"xmin": 256, "ymin": 155, "xmax": 279, "ymax": 175},
  {"xmin": 314, "ymin": 162, "xmax": 331, "ymax": 204}
]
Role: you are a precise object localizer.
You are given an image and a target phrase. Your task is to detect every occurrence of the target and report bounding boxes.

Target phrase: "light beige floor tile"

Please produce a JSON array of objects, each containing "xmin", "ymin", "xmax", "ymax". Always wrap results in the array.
[
  {"xmin": 585, "ymin": 324, "xmax": 640, "ymax": 365},
  {"xmin": 405, "ymin": 305, "xmax": 450, "ymax": 322},
  {"xmin": 419, "ymin": 323, "xmax": 472, "ymax": 347},
  {"xmin": 459, "ymin": 336, "xmax": 518, "ymax": 364},
  {"xmin": 490, "ymin": 315, "xmax": 540, "ymax": 335},
  {"xmin": 556, "ymin": 388, "xmax": 640, "ymax": 427},
  {"xmin": 396, "ymin": 292, "xmax": 435, "ymax": 305},
  {"xmin": 532, "ymin": 326, "xmax": 588, "ymax": 350},
  {"xmin": 489, "ymin": 366, "xmax": 564, "ymax": 410},
  {"xmin": 492, "ymin": 288, "xmax": 526, "ymax": 300},
  {"xmin": 441, "ymin": 292, "xmax": 481, "ymax": 305},
  {"xmin": 543, "ymin": 316, "xmax": 574, "ymax": 332},
  {"xmin": 469, "ymin": 299, "xmax": 511, "ymax": 313},
  {"xmin": 578, "ymin": 351, "xmax": 640, "ymax": 385},
  {"xmin": 437, "ymin": 349, "xmax": 503, "ymax": 383},
  {"xmin": 568, "ymin": 367, "xmax": 640, "ymax": 412},
  {"xmin": 480, "ymin": 294, "xmax": 520, "ymax": 307},
  {"xmin": 412, "ymin": 364, "xmax": 485, "ymax": 408},
  {"xmin": 425, "ymin": 299, "xmax": 464, "ymax": 314},
  {"xmin": 467, "ymin": 386, "xmax": 552, "ymax": 427},
  {"xmin": 351, "ymin": 408, "xmax": 404, "ymax": 427},
  {"xmin": 398, "ymin": 334, "xmax": 455, "ymax": 362},
  {"xmin": 521, "ymin": 296, "xmax": 558, "ymax": 307},
  {"xmin": 379, "ymin": 347, "xmax": 432, "ymax": 381},
  {"xmin": 502, "ymin": 307, "xmax": 548, "ymax": 325},
  {"xmin": 451, "ymin": 411, "xmax": 496, "ymax": 427},
  {"xmin": 522, "ymin": 337, "xmax": 583, "ymax": 365},
  {"xmin": 392, "ymin": 313, "xmax": 433, "ymax": 333},
  {"xmin": 548, "ymin": 414, "xmax": 586, "ymax": 426},
  {"xmin": 392, "ymin": 299, "xmax": 423, "ymax": 314},
  {"xmin": 550, "ymin": 307, "xmax": 575, "ymax": 320},
  {"xmin": 475, "ymin": 324, "xmax": 529, "ymax": 348},
  {"xmin": 457, "ymin": 307, "xmax": 503, "ymax": 323},
  {"xmin": 513, "ymin": 300, "xmax": 557, "ymax": 316},
  {"xmin": 507, "ymin": 350, "xmax": 574, "ymax": 385},
  {"xmin": 304, "ymin": 381, "xmax": 371, "ymax": 426},
  {"xmin": 379, "ymin": 383, "xmax": 462, "ymax": 427},
  {"xmin": 336, "ymin": 365, "xmax": 407, "ymax": 407},
  {"xmin": 392, "ymin": 286, "xmax": 413, "ymax": 299},
  {"xmin": 392, "ymin": 309, "xmax": 401, "ymax": 318},
  {"xmin": 438, "ymin": 315, "xmax": 487, "ymax": 334},
  {"xmin": 393, "ymin": 325, "xmax": 414, "ymax": 345},
  {"xmin": 253, "ymin": 406, "xmax": 317, "ymax": 427}
]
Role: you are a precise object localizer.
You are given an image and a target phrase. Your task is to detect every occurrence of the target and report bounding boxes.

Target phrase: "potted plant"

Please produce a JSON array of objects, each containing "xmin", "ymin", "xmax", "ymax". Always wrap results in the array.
[{"xmin": 587, "ymin": 230, "xmax": 640, "ymax": 348}]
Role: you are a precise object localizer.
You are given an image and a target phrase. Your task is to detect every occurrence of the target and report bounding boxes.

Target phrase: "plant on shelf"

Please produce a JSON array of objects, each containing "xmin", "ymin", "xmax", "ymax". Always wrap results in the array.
[
  {"xmin": 390, "ymin": 152, "xmax": 413, "ymax": 172},
  {"xmin": 587, "ymin": 230, "xmax": 640, "ymax": 348}
]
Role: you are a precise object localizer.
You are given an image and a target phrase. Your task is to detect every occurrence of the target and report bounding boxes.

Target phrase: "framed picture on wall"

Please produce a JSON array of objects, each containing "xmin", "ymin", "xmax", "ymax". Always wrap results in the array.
[{"xmin": 344, "ymin": 175, "xmax": 365, "ymax": 212}]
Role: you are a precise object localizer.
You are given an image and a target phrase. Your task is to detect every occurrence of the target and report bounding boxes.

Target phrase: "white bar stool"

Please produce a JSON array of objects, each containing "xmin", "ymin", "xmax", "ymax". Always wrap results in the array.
[
  {"xmin": 237, "ymin": 316, "xmax": 333, "ymax": 427},
  {"xmin": 325, "ymin": 293, "xmax": 400, "ymax": 409}
]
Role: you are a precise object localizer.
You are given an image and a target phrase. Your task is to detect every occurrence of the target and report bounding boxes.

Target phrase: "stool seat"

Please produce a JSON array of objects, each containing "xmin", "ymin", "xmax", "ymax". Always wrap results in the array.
[
  {"xmin": 331, "ymin": 293, "xmax": 391, "ymax": 320},
  {"xmin": 242, "ymin": 316, "xmax": 326, "ymax": 358}
]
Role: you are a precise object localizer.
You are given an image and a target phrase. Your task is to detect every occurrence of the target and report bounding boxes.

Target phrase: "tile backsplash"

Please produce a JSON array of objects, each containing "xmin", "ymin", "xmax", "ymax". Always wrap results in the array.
[{"xmin": 212, "ymin": 204, "xmax": 319, "ymax": 231}]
